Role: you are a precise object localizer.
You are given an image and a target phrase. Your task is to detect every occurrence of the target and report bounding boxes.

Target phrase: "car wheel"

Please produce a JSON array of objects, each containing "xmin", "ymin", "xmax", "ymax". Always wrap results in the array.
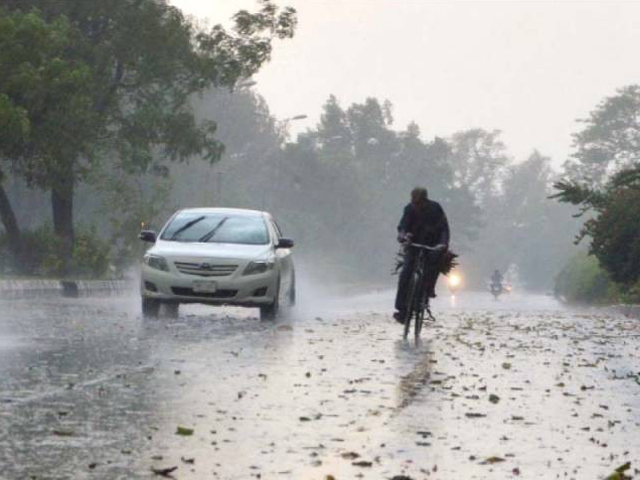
[
  {"xmin": 260, "ymin": 278, "xmax": 280, "ymax": 321},
  {"xmin": 142, "ymin": 298, "xmax": 160, "ymax": 319},
  {"xmin": 164, "ymin": 302, "xmax": 179, "ymax": 318},
  {"xmin": 288, "ymin": 271, "xmax": 296, "ymax": 307}
]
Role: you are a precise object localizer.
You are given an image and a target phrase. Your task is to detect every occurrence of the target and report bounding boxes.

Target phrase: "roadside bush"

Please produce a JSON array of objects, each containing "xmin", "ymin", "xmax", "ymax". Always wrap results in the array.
[
  {"xmin": 554, "ymin": 251, "xmax": 617, "ymax": 304},
  {"xmin": 68, "ymin": 228, "xmax": 111, "ymax": 278},
  {"xmin": 619, "ymin": 280, "xmax": 640, "ymax": 304},
  {"xmin": 0, "ymin": 225, "xmax": 110, "ymax": 278},
  {"xmin": 589, "ymin": 187, "xmax": 640, "ymax": 286}
]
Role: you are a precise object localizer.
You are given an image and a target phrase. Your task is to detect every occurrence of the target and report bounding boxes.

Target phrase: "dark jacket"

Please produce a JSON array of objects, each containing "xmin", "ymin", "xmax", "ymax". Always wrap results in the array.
[{"xmin": 397, "ymin": 200, "xmax": 450, "ymax": 247}]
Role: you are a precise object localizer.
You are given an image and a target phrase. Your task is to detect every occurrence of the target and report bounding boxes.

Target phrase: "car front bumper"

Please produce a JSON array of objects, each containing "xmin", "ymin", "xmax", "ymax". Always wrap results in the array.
[{"xmin": 140, "ymin": 264, "xmax": 278, "ymax": 306}]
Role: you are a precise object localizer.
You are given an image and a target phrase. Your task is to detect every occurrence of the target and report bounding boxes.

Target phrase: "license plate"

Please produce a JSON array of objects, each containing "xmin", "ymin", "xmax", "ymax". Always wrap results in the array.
[{"xmin": 192, "ymin": 280, "xmax": 217, "ymax": 293}]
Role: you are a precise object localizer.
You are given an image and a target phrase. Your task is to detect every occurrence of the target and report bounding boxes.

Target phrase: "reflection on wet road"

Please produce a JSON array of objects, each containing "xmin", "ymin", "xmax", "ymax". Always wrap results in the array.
[{"xmin": 0, "ymin": 291, "xmax": 638, "ymax": 479}]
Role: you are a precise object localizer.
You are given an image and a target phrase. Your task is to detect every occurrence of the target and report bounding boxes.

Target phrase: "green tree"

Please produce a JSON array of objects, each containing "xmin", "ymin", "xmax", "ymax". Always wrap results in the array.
[
  {"xmin": 316, "ymin": 95, "xmax": 352, "ymax": 161},
  {"xmin": 555, "ymin": 86, "xmax": 640, "ymax": 288},
  {"xmin": 0, "ymin": 9, "xmax": 90, "ymax": 262},
  {"xmin": 449, "ymin": 128, "xmax": 509, "ymax": 207},
  {"xmin": 496, "ymin": 151, "xmax": 578, "ymax": 289},
  {"xmin": 0, "ymin": 0, "xmax": 296, "ymax": 271},
  {"xmin": 347, "ymin": 97, "xmax": 397, "ymax": 162},
  {"xmin": 554, "ymin": 167, "xmax": 640, "ymax": 286},
  {"xmin": 175, "ymin": 86, "xmax": 283, "ymax": 210},
  {"xmin": 564, "ymin": 85, "xmax": 640, "ymax": 186}
]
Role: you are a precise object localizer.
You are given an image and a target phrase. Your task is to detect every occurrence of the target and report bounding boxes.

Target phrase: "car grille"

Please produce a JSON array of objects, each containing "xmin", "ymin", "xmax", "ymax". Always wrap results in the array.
[
  {"xmin": 174, "ymin": 261, "xmax": 238, "ymax": 277},
  {"xmin": 171, "ymin": 287, "xmax": 237, "ymax": 299}
]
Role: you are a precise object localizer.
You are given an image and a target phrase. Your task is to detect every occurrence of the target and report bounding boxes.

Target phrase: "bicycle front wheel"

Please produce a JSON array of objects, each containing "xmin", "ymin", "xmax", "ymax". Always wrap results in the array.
[{"xmin": 403, "ymin": 272, "xmax": 420, "ymax": 338}]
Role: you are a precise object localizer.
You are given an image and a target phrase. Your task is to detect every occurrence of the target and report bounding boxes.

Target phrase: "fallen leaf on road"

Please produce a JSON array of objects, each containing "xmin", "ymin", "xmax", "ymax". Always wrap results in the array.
[
  {"xmin": 341, "ymin": 452, "xmax": 360, "ymax": 459},
  {"xmin": 175, "ymin": 426, "xmax": 194, "ymax": 436},
  {"xmin": 604, "ymin": 461, "xmax": 632, "ymax": 480},
  {"xmin": 151, "ymin": 466, "xmax": 178, "ymax": 477}
]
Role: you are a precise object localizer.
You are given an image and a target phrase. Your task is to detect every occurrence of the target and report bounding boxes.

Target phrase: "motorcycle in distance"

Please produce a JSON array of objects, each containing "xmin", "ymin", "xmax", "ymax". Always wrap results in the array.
[
  {"xmin": 490, "ymin": 280, "xmax": 503, "ymax": 299},
  {"xmin": 489, "ymin": 269, "xmax": 510, "ymax": 300}
]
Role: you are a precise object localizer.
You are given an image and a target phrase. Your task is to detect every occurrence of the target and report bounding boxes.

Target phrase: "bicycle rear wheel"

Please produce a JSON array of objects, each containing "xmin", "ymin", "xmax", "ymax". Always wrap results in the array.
[{"xmin": 415, "ymin": 305, "xmax": 424, "ymax": 337}]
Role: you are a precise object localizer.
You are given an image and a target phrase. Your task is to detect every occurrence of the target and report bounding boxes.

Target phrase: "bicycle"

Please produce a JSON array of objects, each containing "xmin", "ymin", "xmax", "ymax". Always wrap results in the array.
[{"xmin": 401, "ymin": 242, "xmax": 442, "ymax": 339}]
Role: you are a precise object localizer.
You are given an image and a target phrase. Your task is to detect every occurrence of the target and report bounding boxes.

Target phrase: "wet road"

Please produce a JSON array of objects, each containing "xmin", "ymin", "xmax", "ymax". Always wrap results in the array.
[{"xmin": 0, "ymin": 290, "xmax": 638, "ymax": 479}]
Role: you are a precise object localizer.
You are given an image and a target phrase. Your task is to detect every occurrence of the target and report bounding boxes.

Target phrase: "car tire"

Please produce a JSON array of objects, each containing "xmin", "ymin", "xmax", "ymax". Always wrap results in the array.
[
  {"xmin": 142, "ymin": 298, "xmax": 160, "ymax": 319},
  {"xmin": 164, "ymin": 302, "xmax": 179, "ymax": 318},
  {"xmin": 288, "ymin": 271, "xmax": 296, "ymax": 307},
  {"xmin": 260, "ymin": 278, "xmax": 280, "ymax": 321}
]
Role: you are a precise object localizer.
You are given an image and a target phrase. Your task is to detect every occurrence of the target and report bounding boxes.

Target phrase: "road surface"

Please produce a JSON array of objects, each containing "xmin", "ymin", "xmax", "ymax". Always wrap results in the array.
[{"xmin": 0, "ymin": 289, "xmax": 638, "ymax": 479}]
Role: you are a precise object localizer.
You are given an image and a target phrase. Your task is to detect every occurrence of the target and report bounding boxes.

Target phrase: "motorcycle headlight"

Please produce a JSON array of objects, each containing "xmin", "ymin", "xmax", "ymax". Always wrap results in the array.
[
  {"xmin": 143, "ymin": 254, "xmax": 169, "ymax": 272},
  {"xmin": 243, "ymin": 260, "xmax": 274, "ymax": 276}
]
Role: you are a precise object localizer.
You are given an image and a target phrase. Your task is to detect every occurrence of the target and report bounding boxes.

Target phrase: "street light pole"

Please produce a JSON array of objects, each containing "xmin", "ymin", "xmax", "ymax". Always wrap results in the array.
[{"xmin": 269, "ymin": 114, "xmax": 307, "ymax": 211}]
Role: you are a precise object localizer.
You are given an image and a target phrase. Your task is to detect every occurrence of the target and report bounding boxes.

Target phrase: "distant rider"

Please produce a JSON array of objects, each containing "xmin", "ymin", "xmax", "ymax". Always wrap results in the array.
[
  {"xmin": 490, "ymin": 269, "xmax": 503, "ymax": 289},
  {"xmin": 394, "ymin": 187, "xmax": 450, "ymax": 323}
]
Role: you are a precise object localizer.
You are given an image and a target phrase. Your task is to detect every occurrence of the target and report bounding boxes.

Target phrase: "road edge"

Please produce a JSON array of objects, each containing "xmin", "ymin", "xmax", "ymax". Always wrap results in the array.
[{"xmin": 0, "ymin": 279, "xmax": 134, "ymax": 298}]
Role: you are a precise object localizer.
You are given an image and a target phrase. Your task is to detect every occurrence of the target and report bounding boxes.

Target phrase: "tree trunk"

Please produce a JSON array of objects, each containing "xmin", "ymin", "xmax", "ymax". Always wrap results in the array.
[
  {"xmin": 0, "ymin": 181, "xmax": 23, "ymax": 266},
  {"xmin": 52, "ymin": 177, "xmax": 74, "ymax": 275}
]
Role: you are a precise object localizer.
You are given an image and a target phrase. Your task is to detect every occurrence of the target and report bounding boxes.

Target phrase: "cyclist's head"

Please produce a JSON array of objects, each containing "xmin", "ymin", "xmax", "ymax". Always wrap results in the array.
[{"xmin": 411, "ymin": 187, "xmax": 428, "ymax": 206}]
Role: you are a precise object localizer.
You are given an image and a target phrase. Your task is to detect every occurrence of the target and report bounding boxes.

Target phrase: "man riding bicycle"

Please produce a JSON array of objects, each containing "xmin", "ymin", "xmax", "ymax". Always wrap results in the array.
[{"xmin": 394, "ymin": 187, "xmax": 450, "ymax": 323}]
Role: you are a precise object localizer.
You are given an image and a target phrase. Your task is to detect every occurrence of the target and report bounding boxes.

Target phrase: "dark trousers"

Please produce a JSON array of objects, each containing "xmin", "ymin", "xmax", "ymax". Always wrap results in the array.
[{"xmin": 394, "ymin": 248, "xmax": 442, "ymax": 311}]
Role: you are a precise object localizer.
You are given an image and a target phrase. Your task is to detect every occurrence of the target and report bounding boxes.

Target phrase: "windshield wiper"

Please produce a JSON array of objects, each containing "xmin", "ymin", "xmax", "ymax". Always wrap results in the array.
[
  {"xmin": 169, "ymin": 216, "xmax": 206, "ymax": 240},
  {"xmin": 198, "ymin": 216, "xmax": 230, "ymax": 243}
]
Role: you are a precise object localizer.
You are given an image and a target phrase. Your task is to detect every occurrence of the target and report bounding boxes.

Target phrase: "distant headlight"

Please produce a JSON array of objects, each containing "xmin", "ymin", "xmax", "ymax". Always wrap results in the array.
[
  {"xmin": 448, "ymin": 273, "xmax": 461, "ymax": 288},
  {"xmin": 143, "ymin": 254, "xmax": 169, "ymax": 272},
  {"xmin": 243, "ymin": 260, "xmax": 274, "ymax": 276}
]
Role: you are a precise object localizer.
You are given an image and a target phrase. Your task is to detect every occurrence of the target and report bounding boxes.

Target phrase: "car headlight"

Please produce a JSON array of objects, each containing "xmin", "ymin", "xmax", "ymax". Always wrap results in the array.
[
  {"xmin": 143, "ymin": 254, "xmax": 169, "ymax": 272},
  {"xmin": 243, "ymin": 260, "xmax": 274, "ymax": 276}
]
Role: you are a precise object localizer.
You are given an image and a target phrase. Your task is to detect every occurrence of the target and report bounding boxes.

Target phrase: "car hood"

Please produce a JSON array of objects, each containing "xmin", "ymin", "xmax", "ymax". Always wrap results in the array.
[{"xmin": 149, "ymin": 240, "xmax": 273, "ymax": 260}]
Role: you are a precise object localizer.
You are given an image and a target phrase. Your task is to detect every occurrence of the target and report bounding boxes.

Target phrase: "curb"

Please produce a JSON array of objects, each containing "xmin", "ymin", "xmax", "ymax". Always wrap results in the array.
[{"xmin": 0, "ymin": 279, "xmax": 134, "ymax": 299}]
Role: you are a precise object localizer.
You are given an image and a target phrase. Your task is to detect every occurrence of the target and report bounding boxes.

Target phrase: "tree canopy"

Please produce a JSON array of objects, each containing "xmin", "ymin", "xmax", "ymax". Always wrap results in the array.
[
  {"xmin": 564, "ymin": 85, "xmax": 640, "ymax": 186},
  {"xmin": 554, "ymin": 85, "xmax": 640, "ymax": 288},
  {"xmin": 0, "ymin": 0, "xmax": 297, "ymax": 271}
]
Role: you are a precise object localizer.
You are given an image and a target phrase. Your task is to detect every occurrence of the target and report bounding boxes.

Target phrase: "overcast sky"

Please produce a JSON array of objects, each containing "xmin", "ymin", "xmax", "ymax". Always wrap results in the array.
[{"xmin": 171, "ymin": 0, "xmax": 640, "ymax": 165}]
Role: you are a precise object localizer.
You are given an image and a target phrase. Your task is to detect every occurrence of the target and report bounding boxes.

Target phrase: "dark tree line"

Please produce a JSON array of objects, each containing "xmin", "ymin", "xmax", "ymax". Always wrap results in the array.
[
  {"xmin": 173, "ymin": 92, "xmax": 579, "ymax": 288},
  {"xmin": 0, "ymin": 0, "xmax": 593, "ymax": 290}
]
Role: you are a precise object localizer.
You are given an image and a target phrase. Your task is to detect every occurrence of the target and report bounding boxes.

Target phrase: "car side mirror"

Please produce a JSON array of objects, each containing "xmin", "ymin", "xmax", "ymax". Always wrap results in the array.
[
  {"xmin": 276, "ymin": 237, "xmax": 294, "ymax": 249},
  {"xmin": 139, "ymin": 230, "xmax": 157, "ymax": 243}
]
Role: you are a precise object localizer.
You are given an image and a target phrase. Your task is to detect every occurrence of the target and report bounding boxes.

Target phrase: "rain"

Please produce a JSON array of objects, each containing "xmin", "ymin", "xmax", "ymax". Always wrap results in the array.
[{"xmin": 1, "ymin": 1, "xmax": 640, "ymax": 479}]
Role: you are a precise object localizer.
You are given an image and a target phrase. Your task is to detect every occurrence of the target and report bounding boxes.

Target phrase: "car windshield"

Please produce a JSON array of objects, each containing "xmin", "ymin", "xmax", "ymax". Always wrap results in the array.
[{"xmin": 161, "ymin": 212, "xmax": 269, "ymax": 245}]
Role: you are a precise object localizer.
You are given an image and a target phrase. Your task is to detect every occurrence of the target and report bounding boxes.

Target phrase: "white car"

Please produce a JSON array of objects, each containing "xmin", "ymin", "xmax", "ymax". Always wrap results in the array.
[{"xmin": 139, "ymin": 208, "xmax": 295, "ymax": 320}]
